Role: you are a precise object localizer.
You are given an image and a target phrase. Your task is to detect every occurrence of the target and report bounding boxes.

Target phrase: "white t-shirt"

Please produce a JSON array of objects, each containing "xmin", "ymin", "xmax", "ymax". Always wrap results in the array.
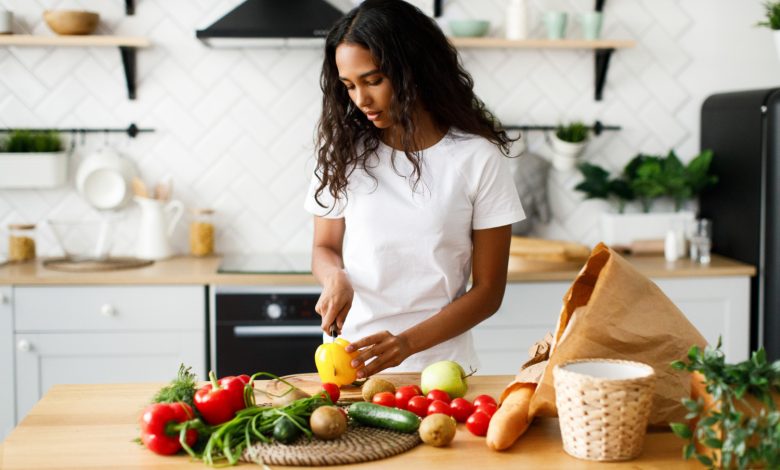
[{"xmin": 303, "ymin": 130, "xmax": 525, "ymax": 372}]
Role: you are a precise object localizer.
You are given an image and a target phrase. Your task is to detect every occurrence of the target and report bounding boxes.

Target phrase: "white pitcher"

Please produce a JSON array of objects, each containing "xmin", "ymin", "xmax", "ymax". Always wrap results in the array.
[{"xmin": 135, "ymin": 197, "xmax": 184, "ymax": 260}]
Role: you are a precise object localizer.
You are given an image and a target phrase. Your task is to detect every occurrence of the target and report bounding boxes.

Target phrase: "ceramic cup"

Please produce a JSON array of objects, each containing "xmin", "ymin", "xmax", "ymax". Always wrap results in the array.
[
  {"xmin": 0, "ymin": 10, "xmax": 13, "ymax": 34},
  {"xmin": 543, "ymin": 11, "xmax": 567, "ymax": 40},
  {"xmin": 581, "ymin": 11, "xmax": 603, "ymax": 40}
]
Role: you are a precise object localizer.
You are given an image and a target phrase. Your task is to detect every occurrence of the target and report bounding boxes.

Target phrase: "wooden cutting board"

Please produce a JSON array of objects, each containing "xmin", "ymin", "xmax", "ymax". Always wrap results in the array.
[{"xmin": 257, "ymin": 372, "xmax": 422, "ymax": 403}]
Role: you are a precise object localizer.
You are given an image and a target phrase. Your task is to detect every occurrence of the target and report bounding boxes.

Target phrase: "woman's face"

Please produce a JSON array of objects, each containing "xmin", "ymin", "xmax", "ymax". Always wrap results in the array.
[{"xmin": 335, "ymin": 43, "xmax": 394, "ymax": 129}]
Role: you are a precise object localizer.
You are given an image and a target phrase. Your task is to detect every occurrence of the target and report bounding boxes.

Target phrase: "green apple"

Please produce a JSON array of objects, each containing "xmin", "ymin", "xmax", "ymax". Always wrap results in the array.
[{"xmin": 420, "ymin": 360, "xmax": 469, "ymax": 398}]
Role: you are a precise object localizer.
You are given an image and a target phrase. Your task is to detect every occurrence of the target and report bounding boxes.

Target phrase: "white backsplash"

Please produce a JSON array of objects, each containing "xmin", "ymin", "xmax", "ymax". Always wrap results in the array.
[{"xmin": 0, "ymin": 0, "xmax": 778, "ymax": 257}]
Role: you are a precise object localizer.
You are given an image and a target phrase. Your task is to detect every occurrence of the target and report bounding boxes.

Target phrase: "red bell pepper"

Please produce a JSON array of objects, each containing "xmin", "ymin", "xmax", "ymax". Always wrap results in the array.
[
  {"xmin": 194, "ymin": 372, "xmax": 251, "ymax": 425},
  {"xmin": 139, "ymin": 402, "xmax": 198, "ymax": 456}
]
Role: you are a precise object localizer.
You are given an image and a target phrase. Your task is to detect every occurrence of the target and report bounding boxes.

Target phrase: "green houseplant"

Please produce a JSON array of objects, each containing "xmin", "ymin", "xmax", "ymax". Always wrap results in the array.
[
  {"xmin": 0, "ymin": 130, "xmax": 68, "ymax": 188},
  {"xmin": 757, "ymin": 1, "xmax": 780, "ymax": 64},
  {"xmin": 549, "ymin": 121, "xmax": 589, "ymax": 171},
  {"xmin": 670, "ymin": 340, "xmax": 780, "ymax": 469}
]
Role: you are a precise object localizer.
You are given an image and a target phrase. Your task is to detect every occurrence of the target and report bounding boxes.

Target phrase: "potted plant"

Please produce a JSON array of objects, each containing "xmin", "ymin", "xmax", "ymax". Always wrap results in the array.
[
  {"xmin": 548, "ymin": 121, "xmax": 588, "ymax": 171},
  {"xmin": 757, "ymin": 1, "xmax": 780, "ymax": 62},
  {"xmin": 0, "ymin": 130, "xmax": 68, "ymax": 188},
  {"xmin": 670, "ymin": 340, "xmax": 780, "ymax": 469},
  {"xmin": 575, "ymin": 149, "xmax": 717, "ymax": 247}
]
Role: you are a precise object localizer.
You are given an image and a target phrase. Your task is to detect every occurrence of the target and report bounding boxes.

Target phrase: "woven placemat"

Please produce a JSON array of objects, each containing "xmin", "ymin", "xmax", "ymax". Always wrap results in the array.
[{"xmin": 242, "ymin": 423, "xmax": 421, "ymax": 466}]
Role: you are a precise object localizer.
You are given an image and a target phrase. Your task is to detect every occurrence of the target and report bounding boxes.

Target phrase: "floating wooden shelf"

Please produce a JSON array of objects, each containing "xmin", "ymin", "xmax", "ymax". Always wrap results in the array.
[
  {"xmin": 0, "ymin": 35, "xmax": 151, "ymax": 100},
  {"xmin": 449, "ymin": 37, "xmax": 636, "ymax": 101}
]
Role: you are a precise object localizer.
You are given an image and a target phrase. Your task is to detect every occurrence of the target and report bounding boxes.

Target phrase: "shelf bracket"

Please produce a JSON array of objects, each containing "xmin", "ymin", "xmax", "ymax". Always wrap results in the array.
[
  {"xmin": 595, "ymin": 0, "xmax": 606, "ymax": 12},
  {"xmin": 126, "ymin": 0, "xmax": 135, "ymax": 15},
  {"xmin": 119, "ymin": 47, "xmax": 137, "ymax": 100},
  {"xmin": 594, "ymin": 48, "xmax": 614, "ymax": 101}
]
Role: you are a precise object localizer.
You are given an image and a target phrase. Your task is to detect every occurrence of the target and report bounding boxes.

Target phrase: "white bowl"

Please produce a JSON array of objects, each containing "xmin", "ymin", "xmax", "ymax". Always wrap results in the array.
[
  {"xmin": 557, "ymin": 359, "xmax": 655, "ymax": 380},
  {"xmin": 76, "ymin": 148, "xmax": 137, "ymax": 210}
]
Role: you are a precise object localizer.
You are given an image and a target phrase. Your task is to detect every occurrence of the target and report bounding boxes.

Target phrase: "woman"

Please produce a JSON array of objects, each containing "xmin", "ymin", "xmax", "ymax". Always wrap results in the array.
[{"xmin": 304, "ymin": 0, "xmax": 525, "ymax": 378}]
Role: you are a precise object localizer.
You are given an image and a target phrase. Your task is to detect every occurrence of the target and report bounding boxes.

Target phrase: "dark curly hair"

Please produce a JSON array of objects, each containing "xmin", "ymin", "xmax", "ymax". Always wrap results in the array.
[{"xmin": 314, "ymin": 0, "xmax": 512, "ymax": 208}]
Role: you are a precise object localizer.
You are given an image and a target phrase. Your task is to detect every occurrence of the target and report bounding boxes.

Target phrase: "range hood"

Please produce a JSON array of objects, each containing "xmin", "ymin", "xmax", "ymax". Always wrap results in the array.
[{"xmin": 196, "ymin": 0, "xmax": 348, "ymax": 48}]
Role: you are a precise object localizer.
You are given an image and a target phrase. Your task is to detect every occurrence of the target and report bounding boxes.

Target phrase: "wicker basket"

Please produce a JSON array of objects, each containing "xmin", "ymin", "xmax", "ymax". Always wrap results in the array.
[{"xmin": 553, "ymin": 358, "xmax": 656, "ymax": 461}]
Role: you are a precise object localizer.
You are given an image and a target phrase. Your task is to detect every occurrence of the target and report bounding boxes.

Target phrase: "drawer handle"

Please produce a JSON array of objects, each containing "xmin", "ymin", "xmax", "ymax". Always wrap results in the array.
[
  {"xmin": 100, "ymin": 304, "xmax": 117, "ymax": 317},
  {"xmin": 17, "ymin": 339, "xmax": 32, "ymax": 352},
  {"xmin": 0, "ymin": 293, "xmax": 7, "ymax": 304}
]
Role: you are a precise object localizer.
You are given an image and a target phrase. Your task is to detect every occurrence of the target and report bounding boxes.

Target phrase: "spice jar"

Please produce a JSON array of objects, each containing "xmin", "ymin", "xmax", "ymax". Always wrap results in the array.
[
  {"xmin": 8, "ymin": 223, "xmax": 36, "ymax": 262},
  {"xmin": 189, "ymin": 209, "xmax": 215, "ymax": 257}
]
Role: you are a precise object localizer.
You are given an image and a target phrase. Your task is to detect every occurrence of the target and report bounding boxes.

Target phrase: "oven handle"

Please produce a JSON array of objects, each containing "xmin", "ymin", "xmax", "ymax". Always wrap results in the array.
[{"xmin": 233, "ymin": 325, "xmax": 324, "ymax": 337}]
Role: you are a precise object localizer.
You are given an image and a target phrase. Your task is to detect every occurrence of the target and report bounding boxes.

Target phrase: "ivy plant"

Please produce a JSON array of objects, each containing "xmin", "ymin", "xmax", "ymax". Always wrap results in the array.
[{"xmin": 670, "ymin": 340, "xmax": 780, "ymax": 469}]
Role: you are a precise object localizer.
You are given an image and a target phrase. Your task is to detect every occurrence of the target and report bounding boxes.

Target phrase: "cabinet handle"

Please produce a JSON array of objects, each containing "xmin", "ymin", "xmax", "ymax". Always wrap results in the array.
[
  {"xmin": 0, "ymin": 293, "xmax": 8, "ymax": 304},
  {"xmin": 17, "ymin": 339, "xmax": 32, "ymax": 352},
  {"xmin": 100, "ymin": 304, "xmax": 117, "ymax": 317}
]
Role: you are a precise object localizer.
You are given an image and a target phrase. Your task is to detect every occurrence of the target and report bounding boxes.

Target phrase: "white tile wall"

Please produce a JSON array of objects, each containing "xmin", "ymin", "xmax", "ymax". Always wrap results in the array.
[{"xmin": 0, "ymin": 0, "xmax": 779, "ymax": 257}]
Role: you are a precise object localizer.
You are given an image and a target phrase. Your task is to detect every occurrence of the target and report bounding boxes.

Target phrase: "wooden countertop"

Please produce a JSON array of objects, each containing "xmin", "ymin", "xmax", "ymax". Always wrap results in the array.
[
  {"xmin": 0, "ymin": 378, "xmax": 697, "ymax": 469},
  {"xmin": 0, "ymin": 253, "xmax": 755, "ymax": 285}
]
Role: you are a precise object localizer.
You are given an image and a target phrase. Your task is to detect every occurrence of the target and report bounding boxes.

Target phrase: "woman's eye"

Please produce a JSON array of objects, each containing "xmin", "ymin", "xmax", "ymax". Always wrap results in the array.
[
  {"xmin": 343, "ymin": 83, "xmax": 355, "ymax": 91},
  {"xmin": 367, "ymin": 78, "xmax": 383, "ymax": 86}
]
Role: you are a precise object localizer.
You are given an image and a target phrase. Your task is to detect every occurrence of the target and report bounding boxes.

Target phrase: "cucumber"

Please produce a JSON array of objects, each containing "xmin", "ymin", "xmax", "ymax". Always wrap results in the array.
[
  {"xmin": 347, "ymin": 402, "xmax": 421, "ymax": 433},
  {"xmin": 273, "ymin": 416, "xmax": 301, "ymax": 444}
]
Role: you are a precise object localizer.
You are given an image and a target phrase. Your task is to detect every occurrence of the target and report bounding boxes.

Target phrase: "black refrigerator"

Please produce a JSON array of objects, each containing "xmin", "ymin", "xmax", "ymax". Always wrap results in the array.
[{"xmin": 700, "ymin": 88, "xmax": 780, "ymax": 361}]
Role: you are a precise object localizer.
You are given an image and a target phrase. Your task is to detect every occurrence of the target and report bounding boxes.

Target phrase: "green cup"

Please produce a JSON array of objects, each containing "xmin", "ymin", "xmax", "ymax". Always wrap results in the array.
[
  {"xmin": 581, "ymin": 11, "xmax": 603, "ymax": 40},
  {"xmin": 543, "ymin": 11, "xmax": 568, "ymax": 39}
]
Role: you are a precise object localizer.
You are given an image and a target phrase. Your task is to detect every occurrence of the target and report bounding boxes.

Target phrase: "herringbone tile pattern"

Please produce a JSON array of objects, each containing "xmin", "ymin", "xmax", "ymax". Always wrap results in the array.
[{"xmin": 0, "ymin": 0, "xmax": 699, "ymax": 256}]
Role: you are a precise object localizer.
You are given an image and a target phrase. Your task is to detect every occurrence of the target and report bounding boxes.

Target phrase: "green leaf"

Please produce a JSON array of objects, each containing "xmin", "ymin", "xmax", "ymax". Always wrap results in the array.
[
  {"xmin": 683, "ymin": 443, "xmax": 695, "ymax": 460},
  {"xmin": 696, "ymin": 454, "xmax": 713, "ymax": 466},
  {"xmin": 574, "ymin": 163, "xmax": 612, "ymax": 200},
  {"xmin": 671, "ymin": 360, "xmax": 686, "ymax": 371},
  {"xmin": 670, "ymin": 422, "xmax": 693, "ymax": 439},
  {"xmin": 704, "ymin": 438, "xmax": 723, "ymax": 449}
]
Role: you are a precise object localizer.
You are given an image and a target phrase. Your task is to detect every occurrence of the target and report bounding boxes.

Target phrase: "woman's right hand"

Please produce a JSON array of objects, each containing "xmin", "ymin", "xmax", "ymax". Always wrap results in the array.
[{"xmin": 315, "ymin": 270, "xmax": 354, "ymax": 335}]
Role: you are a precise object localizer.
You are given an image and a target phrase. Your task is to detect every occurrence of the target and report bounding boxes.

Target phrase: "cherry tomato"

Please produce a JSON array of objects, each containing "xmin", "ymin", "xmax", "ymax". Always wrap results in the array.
[
  {"xmin": 372, "ymin": 391, "xmax": 396, "ymax": 408},
  {"xmin": 321, "ymin": 383, "xmax": 340, "ymax": 402},
  {"xmin": 449, "ymin": 397, "xmax": 474, "ymax": 423},
  {"xmin": 472, "ymin": 394, "xmax": 497, "ymax": 409},
  {"xmin": 406, "ymin": 395, "xmax": 431, "ymax": 417},
  {"xmin": 476, "ymin": 402, "xmax": 497, "ymax": 418},
  {"xmin": 395, "ymin": 386, "xmax": 420, "ymax": 410},
  {"xmin": 426, "ymin": 389, "xmax": 451, "ymax": 404},
  {"xmin": 405, "ymin": 384, "xmax": 423, "ymax": 395},
  {"xmin": 466, "ymin": 410, "xmax": 491, "ymax": 437},
  {"xmin": 427, "ymin": 399, "xmax": 452, "ymax": 416}
]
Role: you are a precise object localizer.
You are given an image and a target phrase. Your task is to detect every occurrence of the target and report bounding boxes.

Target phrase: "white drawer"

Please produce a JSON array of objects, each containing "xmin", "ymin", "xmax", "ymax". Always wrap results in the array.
[{"xmin": 14, "ymin": 285, "xmax": 205, "ymax": 332}]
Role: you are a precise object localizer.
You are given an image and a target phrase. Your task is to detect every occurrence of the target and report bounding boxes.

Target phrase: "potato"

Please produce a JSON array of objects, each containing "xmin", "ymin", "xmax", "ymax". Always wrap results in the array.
[
  {"xmin": 271, "ymin": 387, "xmax": 310, "ymax": 407},
  {"xmin": 419, "ymin": 414, "xmax": 456, "ymax": 447},
  {"xmin": 310, "ymin": 406, "xmax": 347, "ymax": 440},
  {"xmin": 361, "ymin": 377, "xmax": 395, "ymax": 402}
]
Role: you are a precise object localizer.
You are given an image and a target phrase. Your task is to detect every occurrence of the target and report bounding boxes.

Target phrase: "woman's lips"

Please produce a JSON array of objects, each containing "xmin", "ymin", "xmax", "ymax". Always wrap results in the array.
[{"xmin": 365, "ymin": 111, "xmax": 381, "ymax": 121}]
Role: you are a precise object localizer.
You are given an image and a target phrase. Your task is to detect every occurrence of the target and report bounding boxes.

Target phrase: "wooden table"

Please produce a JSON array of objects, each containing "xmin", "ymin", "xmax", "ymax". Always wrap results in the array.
[{"xmin": 0, "ymin": 377, "xmax": 698, "ymax": 469}]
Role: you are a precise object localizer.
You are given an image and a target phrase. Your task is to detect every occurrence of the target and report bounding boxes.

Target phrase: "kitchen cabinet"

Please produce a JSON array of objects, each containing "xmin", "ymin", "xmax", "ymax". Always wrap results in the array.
[
  {"xmin": 10, "ymin": 285, "xmax": 206, "ymax": 430},
  {"xmin": 473, "ymin": 276, "xmax": 751, "ymax": 374},
  {"xmin": 1, "ymin": 286, "xmax": 14, "ymax": 441}
]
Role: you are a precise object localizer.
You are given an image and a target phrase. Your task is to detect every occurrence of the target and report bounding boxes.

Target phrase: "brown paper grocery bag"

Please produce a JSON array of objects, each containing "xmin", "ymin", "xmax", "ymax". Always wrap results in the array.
[{"xmin": 527, "ymin": 242, "xmax": 707, "ymax": 425}]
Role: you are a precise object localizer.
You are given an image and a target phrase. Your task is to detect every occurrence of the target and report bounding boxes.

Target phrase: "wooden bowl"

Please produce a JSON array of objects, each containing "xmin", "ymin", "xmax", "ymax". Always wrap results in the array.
[{"xmin": 43, "ymin": 10, "xmax": 99, "ymax": 35}]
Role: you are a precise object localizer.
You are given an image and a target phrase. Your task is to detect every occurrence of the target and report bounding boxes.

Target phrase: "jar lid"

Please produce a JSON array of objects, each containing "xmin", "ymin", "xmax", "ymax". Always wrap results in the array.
[
  {"xmin": 8, "ymin": 223, "xmax": 35, "ymax": 230},
  {"xmin": 192, "ymin": 208, "xmax": 215, "ymax": 215}
]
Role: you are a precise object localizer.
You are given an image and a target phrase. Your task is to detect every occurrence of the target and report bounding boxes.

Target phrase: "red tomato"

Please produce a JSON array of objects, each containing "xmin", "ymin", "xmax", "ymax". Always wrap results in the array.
[
  {"xmin": 395, "ymin": 386, "xmax": 420, "ymax": 410},
  {"xmin": 466, "ymin": 410, "xmax": 491, "ymax": 437},
  {"xmin": 321, "ymin": 383, "xmax": 340, "ymax": 402},
  {"xmin": 472, "ymin": 394, "xmax": 497, "ymax": 409},
  {"xmin": 405, "ymin": 384, "xmax": 423, "ymax": 395},
  {"xmin": 372, "ymin": 391, "xmax": 396, "ymax": 407},
  {"xmin": 426, "ymin": 389, "xmax": 451, "ymax": 403},
  {"xmin": 476, "ymin": 402, "xmax": 497, "ymax": 418},
  {"xmin": 406, "ymin": 395, "xmax": 431, "ymax": 417},
  {"xmin": 449, "ymin": 397, "xmax": 474, "ymax": 423},
  {"xmin": 427, "ymin": 399, "xmax": 452, "ymax": 416}
]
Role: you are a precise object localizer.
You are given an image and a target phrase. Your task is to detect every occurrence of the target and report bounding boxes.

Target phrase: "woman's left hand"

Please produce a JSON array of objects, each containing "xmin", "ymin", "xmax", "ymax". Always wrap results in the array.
[{"xmin": 345, "ymin": 331, "xmax": 413, "ymax": 379}]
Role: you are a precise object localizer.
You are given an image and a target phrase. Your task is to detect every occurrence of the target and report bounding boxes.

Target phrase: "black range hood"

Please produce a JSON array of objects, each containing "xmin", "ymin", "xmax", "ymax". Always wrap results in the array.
[{"xmin": 196, "ymin": 0, "xmax": 346, "ymax": 47}]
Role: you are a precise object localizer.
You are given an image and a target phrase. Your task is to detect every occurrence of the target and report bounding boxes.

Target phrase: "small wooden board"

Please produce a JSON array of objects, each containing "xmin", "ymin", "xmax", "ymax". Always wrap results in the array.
[{"xmin": 258, "ymin": 372, "xmax": 422, "ymax": 403}]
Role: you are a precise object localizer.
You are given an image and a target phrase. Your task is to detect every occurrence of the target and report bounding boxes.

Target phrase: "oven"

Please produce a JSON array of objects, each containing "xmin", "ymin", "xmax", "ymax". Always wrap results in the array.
[{"xmin": 210, "ymin": 285, "xmax": 323, "ymax": 377}]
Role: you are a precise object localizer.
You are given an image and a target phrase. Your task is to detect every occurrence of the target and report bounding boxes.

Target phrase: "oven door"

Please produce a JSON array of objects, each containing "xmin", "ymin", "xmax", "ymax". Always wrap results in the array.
[{"xmin": 216, "ymin": 323, "xmax": 323, "ymax": 377}]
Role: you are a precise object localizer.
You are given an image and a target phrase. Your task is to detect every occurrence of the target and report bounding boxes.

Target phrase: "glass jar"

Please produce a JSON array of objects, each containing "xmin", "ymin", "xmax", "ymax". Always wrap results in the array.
[
  {"xmin": 8, "ymin": 223, "xmax": 36, "ymax": 262},
  {"xmin": 189, "ymin": 209, "xmax": 215, "ymax": 257}
]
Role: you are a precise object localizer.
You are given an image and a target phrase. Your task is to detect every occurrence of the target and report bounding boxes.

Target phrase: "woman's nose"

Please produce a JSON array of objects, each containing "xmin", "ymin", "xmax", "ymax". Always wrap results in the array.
[{"xmin": 355, "ymin": 87, "xmax": 371, "ymax": 107}]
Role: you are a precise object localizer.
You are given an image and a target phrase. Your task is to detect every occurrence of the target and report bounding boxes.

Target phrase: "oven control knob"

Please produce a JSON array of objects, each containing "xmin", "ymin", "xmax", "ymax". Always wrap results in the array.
[{"xmin": 266, "ymin": 303, "xmax": 283, "ymax": 320}]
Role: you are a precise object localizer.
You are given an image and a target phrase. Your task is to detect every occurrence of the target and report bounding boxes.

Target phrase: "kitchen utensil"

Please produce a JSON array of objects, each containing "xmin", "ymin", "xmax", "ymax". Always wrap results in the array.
[
  {"xmin": 131, "ymin": 177, "xmax": 148, "ymax": 198},
  {"xmin": 135, "ymin": 197, "xmax": 184, "ymax": 260},
  {"xmin": 48, "ymin": 218, "xmax": 117, "ymax": 261},
  {"xmin": 76, "ymin": 148, "xmax": 137, "ymax": 211},
  {"xmin": 0, "ymin": 9, "xmax": 13, "ymax": 34},
  {"xmin": 43, "ymin": 10, "xmax": 99, "ymax": 35},
  {"xmin": 554, "ymin": 359, "xmax": 656, "ymax": 462},
  {"xmin": 448, "ymin": 19, "xmax": 490, "ymax": 37}
]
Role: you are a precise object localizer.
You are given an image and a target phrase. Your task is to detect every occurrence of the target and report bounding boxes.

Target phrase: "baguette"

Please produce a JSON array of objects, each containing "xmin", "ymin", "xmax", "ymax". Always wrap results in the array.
[{"xmin": 486, "ymin": 383, "xmax": 536, "ymax": 451}]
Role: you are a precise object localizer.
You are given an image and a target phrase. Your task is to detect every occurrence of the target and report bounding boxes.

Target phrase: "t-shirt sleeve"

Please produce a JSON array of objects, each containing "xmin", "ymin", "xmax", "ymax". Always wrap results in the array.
[
  {"xmin": 303, "ymin": 174, "xmax": 346, "ymax": 218},
  {"xmin": 471, "ymin": 151, "xmax": 525, "ymax": 230}
]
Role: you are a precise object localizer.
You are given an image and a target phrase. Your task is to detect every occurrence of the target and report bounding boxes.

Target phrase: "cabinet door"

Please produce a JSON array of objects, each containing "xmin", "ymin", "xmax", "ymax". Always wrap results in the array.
[
  {"xmin": 473, "ymin": 282, "xmax": 568, "ymax": 374},
  {"xmin": 14, "ymin": 331, "xmax": 205, "ymax": 423},
  {"xmin": 0, "ymin": 286, "xmax": 14, "ymax": 441}
]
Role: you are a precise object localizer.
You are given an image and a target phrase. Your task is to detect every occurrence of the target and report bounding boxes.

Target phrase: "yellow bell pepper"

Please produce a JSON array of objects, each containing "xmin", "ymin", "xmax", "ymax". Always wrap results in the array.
[{"xmin": 315, "ymin": 337, "xmax": 358, "ymax": 386}]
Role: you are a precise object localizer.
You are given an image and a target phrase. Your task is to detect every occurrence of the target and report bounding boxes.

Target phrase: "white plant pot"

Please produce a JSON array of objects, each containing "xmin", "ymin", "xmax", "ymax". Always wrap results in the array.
[
  {"xmin": 600, "ymin": 211, "xmax": 695, "ymax": 247},
  {"xmin": 0, "ymin": 152, "xmax": 68, "ymax": 188},
  {"xmin": 774, "ymin": 30, "xmax": 780, "ymax": 62},
  {"xmin": 549, "ymin": 134, "xmax": 587, "ymax": 159}
]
